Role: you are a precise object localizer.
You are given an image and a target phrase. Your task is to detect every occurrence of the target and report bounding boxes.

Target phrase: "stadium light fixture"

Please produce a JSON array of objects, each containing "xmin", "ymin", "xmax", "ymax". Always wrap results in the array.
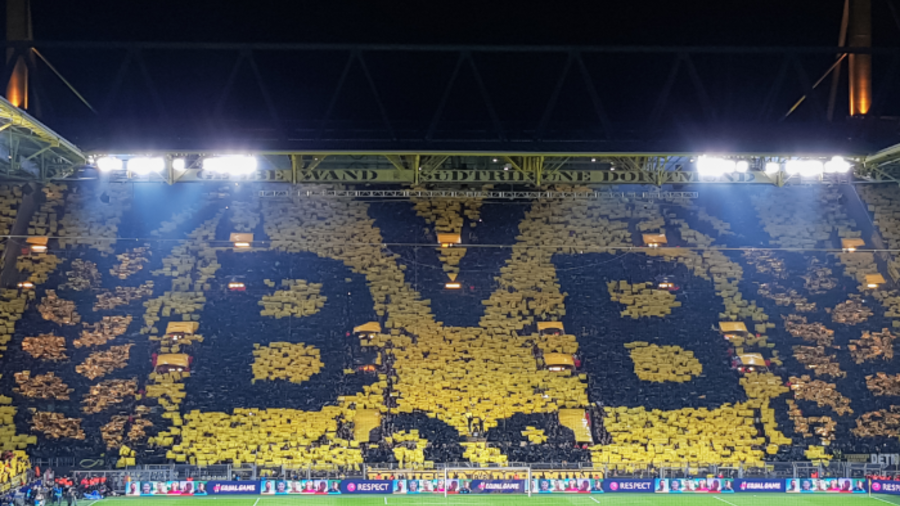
[
  {"xmin": 764, "ymin": 162, "xmax": 781, "ymax": 174},
  {"xmin": 735, "ymin": 160, "xmax": 749, "ymax": 173},
  {"xmin": 202, "ymin": 155, "xmax": 257, "ymax": 176},
  {"xmin": 17, "ymin": 281, "xmax": 33, "ymax": 290},
  {"xmin": 230, "ymin": 233, "xmax": 253, "ymax": 249},
  {"xmin": 842, "ymin": 238, "xmax": 864, "ymax": 253},
  {"xmin": 27, "ymin": 236, "xmax": 48, "ymax": 254},
  {"xmin": 696, "ymin": 155, "xmax": 736, "ymax": 176},
  {"xmin": 865, "ymin": 274, "xmax": 885, "ymax": 290},
  {"xmin": 95, "ymin": 156, "xmax": 123, "ymax": 172},
  {"xmin": 824, "ymin": 156, "xmax": 851, "ymax": 174},
  {"xmin": 785, "ymin": 160, "xmax": 824, "ymax": 178},
  {"xmin": 127, "ymin": 157, "xmax": 165, "ymax": 175},
  {"xmin": 445, "ymin": 282, "xmax": 461, "ymax": 289},
  {"xmin": 172, "ymin": 158, "xmax": 186, "ymax": 171}
]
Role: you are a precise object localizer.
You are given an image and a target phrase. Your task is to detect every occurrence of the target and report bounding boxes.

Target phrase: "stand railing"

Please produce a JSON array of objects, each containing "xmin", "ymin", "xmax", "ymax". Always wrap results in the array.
[{"xmin": 68, "ymin": 460, "xmax": 898, "ymax": 493}]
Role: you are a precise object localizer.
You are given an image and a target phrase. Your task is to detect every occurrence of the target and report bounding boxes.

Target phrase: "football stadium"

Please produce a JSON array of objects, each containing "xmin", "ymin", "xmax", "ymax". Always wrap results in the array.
[{"xmin": 5, "ymin": 0, "xmax": 900, "ymax": 505}]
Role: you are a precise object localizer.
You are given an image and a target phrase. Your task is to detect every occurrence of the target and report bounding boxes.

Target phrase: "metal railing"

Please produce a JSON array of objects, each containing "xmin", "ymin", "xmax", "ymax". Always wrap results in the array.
[{"xmin": 64, "ymin": 460, "xmax": 896, "ymax": 492}]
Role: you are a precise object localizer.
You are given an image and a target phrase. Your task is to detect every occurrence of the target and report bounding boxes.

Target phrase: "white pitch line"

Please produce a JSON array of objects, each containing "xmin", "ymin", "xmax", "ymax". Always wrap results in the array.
[
  {"xmin": 590, "ymin": 497, "xmax": 600, "ymax": 504},
  {"xmin": 251, "ymin": 498, "xmax": 259, "ymax": 506},
  {"xmin": 713, "ymin": 495, "xmax": 740, "ymax": 506},
  {"xmin": 384, "ymin": 497, "xmax": 388, "ymax": 505},
  {"xmin": 870, "ymin": 495, "xmax": 900, "ymax": 506}
]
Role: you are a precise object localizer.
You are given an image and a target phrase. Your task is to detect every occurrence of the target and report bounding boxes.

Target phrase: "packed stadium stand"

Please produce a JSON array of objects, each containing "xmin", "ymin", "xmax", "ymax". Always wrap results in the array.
[{"xmin": 2, "ymin": 180, "xmax": 900, "ymax": 485}]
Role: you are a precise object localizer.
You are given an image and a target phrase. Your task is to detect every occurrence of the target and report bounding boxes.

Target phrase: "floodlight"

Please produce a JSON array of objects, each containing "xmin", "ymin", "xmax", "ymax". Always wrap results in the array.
[
  {"xmin": 202, "ymin": 155, "xmax": 257, "ymax": 176},
  {"xmin": 17, "ymin": 281, "xmax": 33, "ymax": 290},
  {"xmin": 127, "ymin": 157, "xmax": 165, "ymax": 175},
  {"xmin": 764, "ymin": 162, "xmax": 781, "ymax": 174},
  {"xmin": 696, "ymin": 155, "xmax": 736, "ymax": 176},
  {"xmin": 735, "ymin": 160, "xmax": 749, "ymax": 173},
  {"xmin": 30, "ymin": 245, "xmax": 47, "ymax": 253},
  {"xmin": 824, "ymin": 156, "xmax": 851, "ymax": 174},
  {"xmin": 785, "ymin": 160, "xmax": 823, "ymax": 177},
  {"xmin": 172, "ymin": 158, "xmax": 186, "ymax": 171},
  {"xmin": 233, "ymin": 242, "xmax": 251, "ymax": 248},
  {"xmin": 445, "ymin": 282, "xmax": 461, "ymax": 289},
  {"xmin": 96, "ymin": 156, "xmax": 123, "ymax": 172}
]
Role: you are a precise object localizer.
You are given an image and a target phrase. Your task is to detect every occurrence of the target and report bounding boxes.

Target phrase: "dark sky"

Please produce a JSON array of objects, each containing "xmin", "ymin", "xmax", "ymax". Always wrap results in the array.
[{"xmin": 19, "ymin": 0, "xmax": 900, "ymax": 46}]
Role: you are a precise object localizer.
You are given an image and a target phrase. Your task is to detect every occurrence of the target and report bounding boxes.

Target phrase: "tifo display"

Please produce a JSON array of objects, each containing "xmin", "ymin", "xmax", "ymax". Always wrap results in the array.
[{"xmin": 6, "ymin": 182, "xmax": 900, "ymax": 491}]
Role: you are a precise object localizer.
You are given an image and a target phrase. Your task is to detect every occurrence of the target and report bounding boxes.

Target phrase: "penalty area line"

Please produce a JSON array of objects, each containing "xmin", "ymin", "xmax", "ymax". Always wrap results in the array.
[
  {"xmin": 870, "ymin": 496, "xmax": 900, "ymax": 506},
  {"xmin": 590, "ymin": 497, "xmax": 600, "ymax": 504}
]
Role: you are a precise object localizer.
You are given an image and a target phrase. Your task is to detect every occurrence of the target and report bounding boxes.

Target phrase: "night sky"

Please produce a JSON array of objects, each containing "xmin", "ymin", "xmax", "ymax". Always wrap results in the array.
[
  {"xmin": 17, "ymin": 0, "xmax": 898, "ymax": 46},
  {"xmin": 9, "ymin": 0, "xmax": 900, "ymax": 152}
]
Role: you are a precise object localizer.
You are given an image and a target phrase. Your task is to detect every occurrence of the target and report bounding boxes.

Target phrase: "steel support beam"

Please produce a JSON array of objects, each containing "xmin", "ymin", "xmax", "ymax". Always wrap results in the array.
[{"xmin": 48, "ymin": 150, "xmax": 869, "ymax": 187}]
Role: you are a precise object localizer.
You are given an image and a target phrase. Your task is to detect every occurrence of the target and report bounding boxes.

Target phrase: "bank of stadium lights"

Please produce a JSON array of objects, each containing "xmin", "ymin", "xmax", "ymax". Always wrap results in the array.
[
  {"xmin": 126, "ymin": 157, "xmax": 165, "ymax": 175},
  {"xmin": 698, "ymin": 155, "xmax": 852, "ymax": 176},
  {"xmin": 95, "ymin": 156, "xmax": 123, "ymax": 172},
  {"xmin": 202, "ymin": 155, "xmax": 257, "ymax": 176},
  {"xmin": 785, "ymin": 160, "xmax": 824, "ymax": 177},
  {"xmin": 696, "ymin": 155, "xmax": 742, "ymax": 176},
  {"xmin": 824, "ymin": 156, "xmax": 851, "ymax": 174},
  {"xmin": 95, "ymin": 156, "xmax": 167, "ymax": 175}
]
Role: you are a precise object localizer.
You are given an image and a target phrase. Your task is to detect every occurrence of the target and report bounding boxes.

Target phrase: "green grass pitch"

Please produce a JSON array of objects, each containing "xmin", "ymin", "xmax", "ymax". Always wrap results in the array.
[{"xmin": 96, "ymin": 494, "xmax": 900, "ymax": 506}]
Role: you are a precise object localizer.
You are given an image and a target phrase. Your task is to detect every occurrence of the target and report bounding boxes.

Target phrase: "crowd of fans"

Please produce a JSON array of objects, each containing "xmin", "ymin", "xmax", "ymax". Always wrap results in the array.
[{"xmin": 3, "ymin": 183, "xmax": 900, "ymax": 474}]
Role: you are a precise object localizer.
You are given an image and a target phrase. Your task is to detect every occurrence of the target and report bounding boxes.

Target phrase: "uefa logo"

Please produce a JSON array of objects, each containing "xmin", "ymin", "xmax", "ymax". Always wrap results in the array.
[
  {"xmin": 347, "ymin": 483, "xmax": 356, "ymax": 492},
  {"xmin": 213, "ymin": 485, "xmax": 221, "ymax": 493},
  {"xmin": 609, "ymin": 482, "xmax": 618, "ymax": 491},
  {"xmin": 873, "ymin": 483, "xmax": 882, "ymax": 492}
]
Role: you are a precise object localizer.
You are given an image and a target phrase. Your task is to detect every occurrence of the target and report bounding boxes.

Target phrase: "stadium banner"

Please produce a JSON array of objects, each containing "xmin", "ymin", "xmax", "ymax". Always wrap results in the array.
[
  {"xmin": 466, "ymin": 480, "xmax": 527, "ymax": 494},
  {"xmin": 784, "ymin": 478, "xmax": 868, "ymax": 493},
  {"xmin": 260, "ymin": 480, "xmax": 341, "ymax": 494},
  {"xmin": 872, "ymin": 480, "xmax": 900, "ymax": 494},
  {"xmin": 174, "ymin": 167, "xmax": 785, "ymax": 185},
  {"xmin": 339, "ymin": 480, "xmax": 392, "ymax": 494},
  {"xmin": 602, "ymin": 479, "xmax": 654, "ymax": 493},
  {"xmin": 845, "ymin": 453, "xmax": 900, "ymax": 465},
  {"xmin": 532, "ymin": 478, "xmax": 601, "ymax": 493},
  {"xmin": 396, "ymin": 479, "xmax": 445, "ymax": 494},
  {"xmin": 370, "ymin": 469, "xmax": 546, "ymax": 480},
  {"xmin": 734, "ymin": 479, "xmax": 785, "ymax": 492},
  {"xmin": 206, "ymin": 481, "xmax": 259, "ymax": 495},
  {"xmin": 654, "ymin": 478, "xmax": 734, "ymax": 493},
  {"xmin": 129, "ymin": 482, "xmax": 211, "ymax": 496}
]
